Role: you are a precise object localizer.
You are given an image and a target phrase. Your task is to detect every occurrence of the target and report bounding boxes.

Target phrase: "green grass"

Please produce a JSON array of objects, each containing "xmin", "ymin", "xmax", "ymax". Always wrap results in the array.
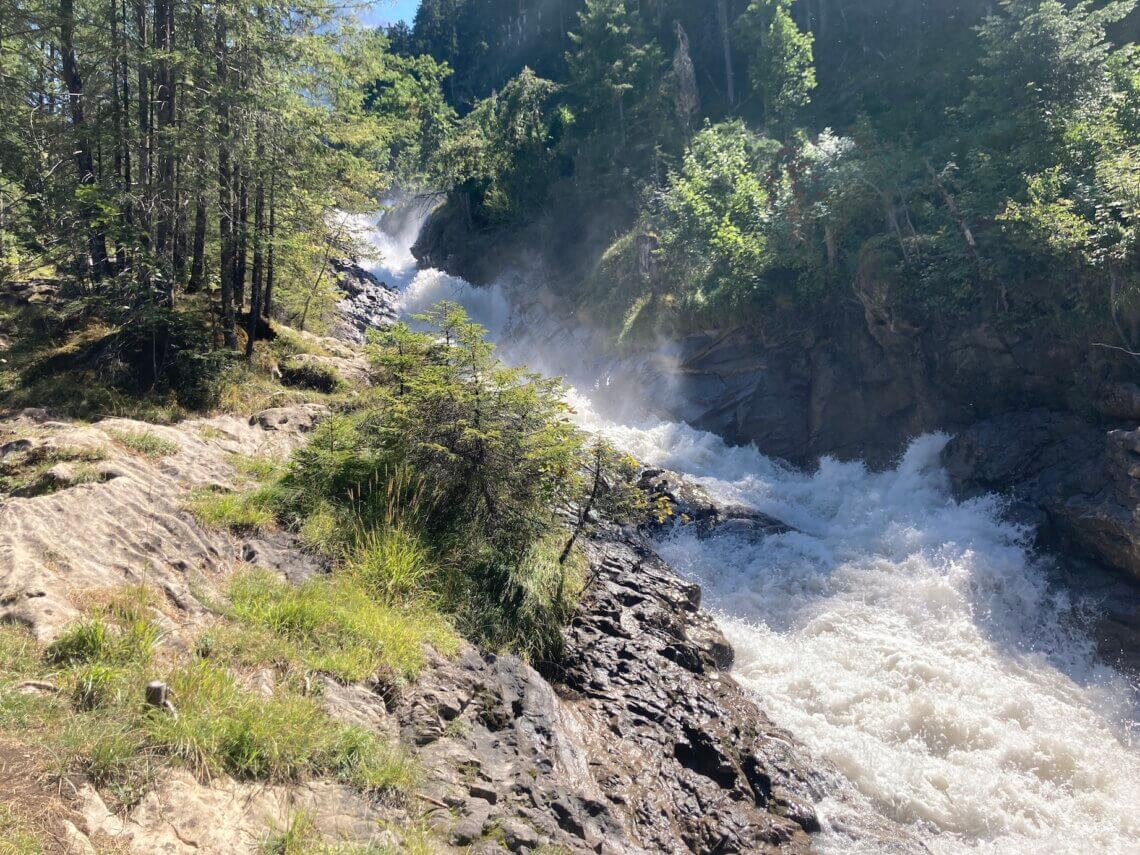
[
  {"xmin": 297, "ymin": 503, "xmax": 350, "ymax": 556},
  {"xmin": 220, "ymin": 568, "xmax": 459, "ymax": 683},
  {"xmin": 107, "ymin": 428, "xmax": 180, "ymax": 459},
  {"xmin": 229, "ymin": 452, "xmax": 286, "ymax": 482},
  {"xmin": 138, "ymin": 657, "xmax": 415, "ymax": 790},
  {"xmin": 0, "ymin": 578, "xmax": 427, "ymax": 810},
  {"xmin": 343, "ymin": 527, "xmax": 433, "ymax": 602},
  {"xmin": 186, "ymin": 485, "xmax": 279, "ymax": 532},
  {"xmin": 0, "ymin": 804, "xmax": 43, "ymax": 855},
  {"xmin": 279, "ymin": 359, "xmax": 343, "ymax": 394},
  {"xmin": 261, "ymin": 810, "xmax": 318, "ymax": 855},
  {"xmin": 44, "ymin": 616, "xmax": 158, "ymax": 669},
  {"xmin": 0, "ymin": 442, "xmax": 110, "ymax": 497},
  {"xmin": 260, "ymin": 814, "xmax": 440, "ymax": 855}
]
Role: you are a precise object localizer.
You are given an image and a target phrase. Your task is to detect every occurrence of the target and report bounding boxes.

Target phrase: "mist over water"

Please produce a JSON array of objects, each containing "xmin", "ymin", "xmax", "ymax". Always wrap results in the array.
[{"xmin": 368, "ymin": 204, "xmax": 1140, "ymax": 854}]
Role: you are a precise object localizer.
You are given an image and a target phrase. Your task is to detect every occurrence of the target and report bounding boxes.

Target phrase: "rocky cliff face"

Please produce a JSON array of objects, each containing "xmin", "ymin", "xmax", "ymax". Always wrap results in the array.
[{"xmin": 941, "ymin": 409, "xmax": 1140, "ymax": 671}]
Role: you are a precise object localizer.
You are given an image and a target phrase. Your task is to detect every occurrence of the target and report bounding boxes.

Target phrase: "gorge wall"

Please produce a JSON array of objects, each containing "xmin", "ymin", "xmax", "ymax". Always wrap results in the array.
[{"xmin": 412, "ymin": 206, "xmax": 1140, "ymax": 665}]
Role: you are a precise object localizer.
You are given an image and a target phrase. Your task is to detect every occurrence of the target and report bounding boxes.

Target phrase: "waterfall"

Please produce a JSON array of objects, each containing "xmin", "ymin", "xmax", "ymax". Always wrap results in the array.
[{"xmin": 364, "ymin": 204, "xmax": 1140, "ymax": 855}]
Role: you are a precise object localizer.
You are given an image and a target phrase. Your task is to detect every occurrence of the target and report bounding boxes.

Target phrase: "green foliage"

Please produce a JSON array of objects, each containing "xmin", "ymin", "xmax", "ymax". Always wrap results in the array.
[
  {"xmin": 45, "ymin": 618, "xmax": 157, "ymax": 669},
  {"xmin": 275, "ymin": 304, "xmax": 641, "ymax": 660},
  {"xmin": 736, "ymin": 0, "xmax": 817, "ymax": 126},
  {"xmin": 345, "ymin": 527, "xmax": 434, "ymax": 602},
  {"xmin": 413, "ymin": 0, "xmax": 1140, "ymax": 363},
  {"xmin": 433, "ymin": 69, "xmax": 566, "ymax": 225},
  {"xmin": 653, "ymin": 122, "xmax": 775, "ymax": 313},
  {"xmin": 565, "ymin": 0, "xmax": 671, "ymax": 190}
]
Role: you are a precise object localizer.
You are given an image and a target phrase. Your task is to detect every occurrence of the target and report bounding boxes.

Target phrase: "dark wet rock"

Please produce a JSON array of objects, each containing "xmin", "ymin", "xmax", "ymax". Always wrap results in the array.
[
  {"xmin": 639, "ymin": 468, "xmax": 791, "ymax": 543},
  {"xmin": 941, "ymin": 410, "xmax": 1140, "ymax": 584},
  {"xmin": 331, "ymin": 258, "xmax": 399, "ymax": 343},
  {"xmin": 388, "ymin": 530, "xmax": 821, "ymax": 853},
  {"xmin": 942, "ymin": 411, "xmax": 1140, "ymax": 669},
  {"xmin": 1095, "ymin": 382, "xmax": 1140, "ymax": 421},
  {"xmin": 1046, "ymin": 554, "xmax": 1140, "ymax": 674},
  {"xmin": 554, "ymin": 532, "xmax": 818, "ymax": 853}
]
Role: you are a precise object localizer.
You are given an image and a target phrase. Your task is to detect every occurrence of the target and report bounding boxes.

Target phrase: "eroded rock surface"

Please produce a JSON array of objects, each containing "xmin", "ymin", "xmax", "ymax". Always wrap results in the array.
[
  {"xmin": 390, "ymin": 529, "xmax": 820, "ymax": 854},
  {"xmin": 0, "ymin": 404, "xmax": 326, "ymax": 640},
  {"xmin": 558, "ymin": 533, "xmax": 817, "ymax": 853},
  {"xmin": 76, "ymin": 769, "xmax": 403, "ymax": 854}
]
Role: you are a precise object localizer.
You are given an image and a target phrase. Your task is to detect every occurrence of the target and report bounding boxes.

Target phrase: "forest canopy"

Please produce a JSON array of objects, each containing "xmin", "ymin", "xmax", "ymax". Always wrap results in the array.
[
  {"xmin": 0, "ymin": 0, "xmax": 453, "ymax": 386},
  {"xmin": 404, "ymin": 0, "xmax": 1140, "ymax": 352}
]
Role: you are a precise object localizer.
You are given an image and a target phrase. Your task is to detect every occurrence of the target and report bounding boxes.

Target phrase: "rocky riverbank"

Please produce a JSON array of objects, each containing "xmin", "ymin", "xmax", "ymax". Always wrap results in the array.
[
  {"xmin": 0, "ymin": 285, "xmax": 868, "ymax": 853},
  {"xmin": 0, "ymin": 398, "xmax": 834, "ymax": 853}
]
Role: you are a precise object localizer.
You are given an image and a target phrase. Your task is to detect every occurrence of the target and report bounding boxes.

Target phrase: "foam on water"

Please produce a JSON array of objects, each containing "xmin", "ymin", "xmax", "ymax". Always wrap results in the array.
[{"xmin": 372, "ymin": 206, "xmax": 1140, "ymax": 854}]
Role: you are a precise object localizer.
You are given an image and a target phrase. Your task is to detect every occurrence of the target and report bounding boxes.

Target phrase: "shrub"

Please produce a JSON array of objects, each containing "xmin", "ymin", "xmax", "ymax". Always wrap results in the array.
[
  {"xmin": 92, "ymin": 306, "xmax": 230, "ymax": 411},
  {"xmin": 273, "ymin": 303, "xmax": 644, "ymax": 662}
]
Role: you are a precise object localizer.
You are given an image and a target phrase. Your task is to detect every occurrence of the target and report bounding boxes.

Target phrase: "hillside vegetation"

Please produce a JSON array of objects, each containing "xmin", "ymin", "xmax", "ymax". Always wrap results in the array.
[{"xmin": 406, "ymin": 0, "xmax": 1140, "ymax": 356}]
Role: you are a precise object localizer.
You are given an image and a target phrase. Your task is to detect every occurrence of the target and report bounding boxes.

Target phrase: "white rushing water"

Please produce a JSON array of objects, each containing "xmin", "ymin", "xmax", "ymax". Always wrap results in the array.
[{"xmin": 359, "ymin": 205, "xmax": 1140, "ymax": 854}]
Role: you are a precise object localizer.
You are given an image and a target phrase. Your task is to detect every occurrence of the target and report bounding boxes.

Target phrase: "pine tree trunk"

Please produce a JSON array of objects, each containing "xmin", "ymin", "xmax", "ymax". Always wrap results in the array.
[
  {"xmin": 185, "ymin": 7, "xmax": 207, "ymax": 294},
  {"xmin": 134, "ymin": 0, "xmax": 151, "ymax": 290},
  {"xmin": 717, "ymin": 0, "xmax": 736, "ymax": 107},
  {"xmin": 246, "ymin": 152, "xmax": 265, "ymax": 357},
  {"xmin": 216, "ymin": 9, "xmax": 237, "ymax": 348},
  {"xmin": 264, "ymin": 177, "xmax": 276, "ymax": 320},
  {"xmin": 60, "ymin": 0, "xmax": 112, "ymax": 279},
  {"xmin": 153, "ymin": 0, "xmax": 176, "ymax": 303},
  {"xmin": 187, "ymin": 194, "xmax": 207, "ymax": 292},
  {"xmin": 235, "ymin": 169, "xmax": 248, "ymax": 311}
]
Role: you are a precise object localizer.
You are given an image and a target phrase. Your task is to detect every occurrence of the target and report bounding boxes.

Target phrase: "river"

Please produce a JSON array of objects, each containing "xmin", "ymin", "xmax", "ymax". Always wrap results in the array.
[{"xmin": 360, "ymin": 204, "xmax": 1140, "ymax": 855}]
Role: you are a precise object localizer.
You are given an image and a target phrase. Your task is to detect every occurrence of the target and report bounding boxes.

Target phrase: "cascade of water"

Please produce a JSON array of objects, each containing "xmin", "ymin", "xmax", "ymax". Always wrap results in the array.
[{"xmin": 366, "ymin": 205, "xmax": 1140, "ymax": 855}]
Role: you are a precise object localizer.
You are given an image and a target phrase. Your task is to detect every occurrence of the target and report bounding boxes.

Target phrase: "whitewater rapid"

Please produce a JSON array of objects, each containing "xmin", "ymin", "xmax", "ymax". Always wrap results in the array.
[{"xmin": 360, "ymin": 206, "xmax": 1140, "ymax": 854}]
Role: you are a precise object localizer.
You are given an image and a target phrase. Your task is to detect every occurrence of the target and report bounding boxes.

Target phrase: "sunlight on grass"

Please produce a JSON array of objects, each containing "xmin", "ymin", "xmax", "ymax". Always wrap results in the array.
[
  {"xmin": 107, "ymin": 428, "xmax": 180, "ymax": 459},
  {"xmin": 186, "ymin": 485, "xmax": 279, "ymax": 532},
  {"xmin": 223, "ymin": 569, "xmax": 459, "ymax": 682}
]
